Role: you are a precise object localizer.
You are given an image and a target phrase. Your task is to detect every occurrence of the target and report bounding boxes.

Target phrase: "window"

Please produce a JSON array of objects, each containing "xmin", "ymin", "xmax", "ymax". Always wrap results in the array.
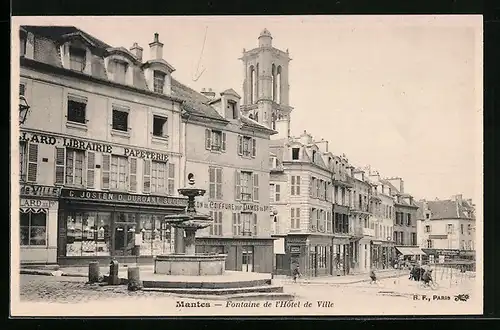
[
  {"xmin": 64, "ymin": 149, "xmax": 85, "ymax": 186},
  {"xmin": 291, "ymin": 208, "xmax": 300, "ymax": 229},
  {"xmin": 425, "ymin": 225, "xmax": 431, "ymax": 233},
  {"xmin": 461, "ymin": 224, "xmax": 464, "ymax": 234},
  {"xmin": 274, "ymin": 184, "xmax": 281, "ymax": 202},
  {"xmin": 326, "ymin": 211, "xmax": 332, "ymax": 233},
  {"xmin": 153, "ymin": 71, "xmax": 165, "ymax": 93},
  {"xmin": 291, "ymin": 175, "xmax": 301, "ymax": 195},
  {"xmin": 312, "ymin": 150, "xmax": 316, "ymax": 163},
  {"xmin": 20, "ymin": 142, "xmax": 38, "ymax": 182},
  {"xmin": 238, "ymin": 135, "xmax": 256, "ymax": 157},
  {"xmin": 227, "ymin": 100, "xmax": 238, "ymax": 119},
  {"xmin": 241, "ymin": 212, "xmax": 255, "ymax": 236},
  {"xmin": 411, "ymin": 233, "xmax": 417, "ymax": 246},
  {"xmin": 112, "ymin": 108, "xmax": 129, "ymax": 131},
  {"xmin": 467, "ymin": 224, "xmax": 471, "ymax": 235},
  {"xmin": 209, "ymin": 211, "xmax": 223, "ymax": 236},
  {"xmin": 447, "ymin": 224, "xmax": 453, "ymax": 234},
  {"xmin": 20, "ymin": 34, "xmax": 26, "ymax": 56},
  {"xmin": 167, "ymin": 163, "xmax": 175, "ymax": 195},
  {"xmin": 292, "ymin": 148, "xmax": 300, "ymax": 160},
  {"xmin": 20, "ymin": 83, "xmax": 26, "ymax": 96},
  {"xmin": 426, "ymin": 239, "xmax": 433, "ymax": 248},
  {"xmin": 20, "ymin": 211, "xmax": 47, "ymax": 246},
  {"xmin": 205, "ymin": 129, "xmax": 226, "ymax": 152},
  {"xmin": 109, "ymin": 155, "xmax": 129, "ymax": 191},
  {"xmin": 425, "ymin": 213, "xmax": 430, "ymax": 219},
  {"xmin": 151, "ymin": 161, "xmax": 166, "ymax": 194},
  {"xmin": 67, "ymin": 97, "xmax": 87, "ymax": 124},
  {"xmin": 69, "ymin": 47, "xmax": 86, "ymax": 72},
  {"xmin": 237, "ymin": 171, "xmax": 256, "ymax": 202},
  {"xmin": 232, "ymin": 213, "xmax": 242, "ymax": 236},
  {"xmin": 153, "ymin": 116, "xmax": 168, "ymax": 137},
  {"xmin": 114, "ymin": 61, "xmax": 128, "ymax": 84},
  {"xmin": 209, "ymin": 167, "xmax": 223, "ymax": 199},
  {"xmin": 65, "ymin": 211, "xmax": 112, "ymax": 256},
  {"xmin": 407, "ymin": 214, "xmax": 412, "ymax": 226}
]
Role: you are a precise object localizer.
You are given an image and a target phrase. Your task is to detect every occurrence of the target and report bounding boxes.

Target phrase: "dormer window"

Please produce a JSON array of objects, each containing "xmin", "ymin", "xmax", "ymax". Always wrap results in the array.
[
  {"xmin": 113, "ymin": 61, "xmax": 128, "ymax": 84},
  {"xmin": 312, "ymin": 150, "xmax": 316, "ymax": 162},
  {"xmin": 227, "ymin": 101, "xmax": 238, "ymax": 120},
  {"xmin": 153, "ymin": 71, "xmax": 165, "ymax": 93},
  {"xmin": 292, "ymin": 148, "xmax": 300, "ymax": 160},
  {"xmin": 69, "ymin": 46, "xmax": 86, "ymax": 72}
]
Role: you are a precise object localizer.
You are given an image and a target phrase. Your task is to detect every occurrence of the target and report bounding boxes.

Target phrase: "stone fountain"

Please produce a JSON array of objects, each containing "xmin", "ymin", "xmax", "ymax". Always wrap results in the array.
[{"xmin": 154, "ymin": 173, "xmax": 227, "ymax": 276}]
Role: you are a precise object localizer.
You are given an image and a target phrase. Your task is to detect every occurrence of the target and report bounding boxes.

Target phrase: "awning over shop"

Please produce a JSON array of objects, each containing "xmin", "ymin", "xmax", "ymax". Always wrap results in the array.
[{"xmin": 395, "ymin": 246, "xmax": 426, "ymax": 256}]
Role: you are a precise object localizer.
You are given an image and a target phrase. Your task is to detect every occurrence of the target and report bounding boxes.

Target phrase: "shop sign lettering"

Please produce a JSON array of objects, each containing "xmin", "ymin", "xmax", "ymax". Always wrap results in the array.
[
  {"xmin": 20, "ymin": 198, "xmax": 54, "ymax": 208},
  {"xmin": 290, "ymin": 246, "xmax": 300, "ymax": 253},
  {"xmin": 20, "ymin": 131, "xmax": 169, "ymax": 160},
  {"xmin": 195, "ymin": 201, "xmax": 270, "ymax": 212},
  {"xmin": 62, "ymin": 189, "xmax": 188, "ymax": 207},
  {"xmin": 20, "ymin": 184, "xmax": 60, "ymax": 198}
]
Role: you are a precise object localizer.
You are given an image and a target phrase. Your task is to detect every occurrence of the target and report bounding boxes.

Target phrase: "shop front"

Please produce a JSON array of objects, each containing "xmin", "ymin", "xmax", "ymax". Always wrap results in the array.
[
  {"xmin": 57, "ymin": 188, "xmax": 188, "ymax": 266},
  {"xmin": 370, "ymin": 240, "xmax": 394, "ymax": 269},
  {"xmin": 19, "ymin": 184, "xmax": 61, "ymax": 265},
  {"xmin": 195, "ymin": 237, "xmax": 274, "ymax": 274},
  {"xmin": 332, "ymin": 236, "xmax": 350, "ymax": 275}
]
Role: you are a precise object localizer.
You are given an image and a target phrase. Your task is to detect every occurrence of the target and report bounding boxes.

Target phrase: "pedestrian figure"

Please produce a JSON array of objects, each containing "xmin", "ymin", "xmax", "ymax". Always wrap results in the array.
[
  {"xmin": 292, "ymin": 264, "xmax": 301, "ymax": 283},
  {"xmin": 369, "ymin": 269, "xmax": 377, "ymax": 284}
]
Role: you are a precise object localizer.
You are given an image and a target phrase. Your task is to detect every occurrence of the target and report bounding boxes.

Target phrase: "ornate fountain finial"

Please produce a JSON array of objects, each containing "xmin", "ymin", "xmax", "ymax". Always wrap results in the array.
[{"xmin": 188, "ymin": 173, "xmax": 195, "ymax": 185}]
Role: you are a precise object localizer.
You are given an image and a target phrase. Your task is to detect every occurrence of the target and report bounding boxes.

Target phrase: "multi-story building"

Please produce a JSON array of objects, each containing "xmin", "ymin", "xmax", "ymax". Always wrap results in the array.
[
  {"xmin": 350, "ymin": 168, "xmax": 374, "ymax": 272},
  {"xmin": 17, "ymin": 26, "xmax": 276, "ymax": 273},
  {"xmin": 416, "ymin": 195, "xmax": 476, "ymax": 261},
  {"xmin": 18, "ymin": 26, "xmax": 187, "ymax": 266},
  {"xmin": 367, "ymin": 170, "xmax": 396, "ymax": 269},
  {"xmin": 178, "ymin": 83, "xmax": 277, "ymax": 273}
]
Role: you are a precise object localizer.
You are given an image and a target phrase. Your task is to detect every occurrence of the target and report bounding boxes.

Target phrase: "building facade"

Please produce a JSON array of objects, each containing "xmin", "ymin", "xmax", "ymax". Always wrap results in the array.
[
  {"xmin": 18, "ymin": 26, "xmax": 187, "ymax": 265},
  {"xmin": 416, "ymin": 195, "xmax": 476, "ymax": 257},
  {"xmin": 176, "ymin": 82, "xmax": 276, "ymax": 273}
]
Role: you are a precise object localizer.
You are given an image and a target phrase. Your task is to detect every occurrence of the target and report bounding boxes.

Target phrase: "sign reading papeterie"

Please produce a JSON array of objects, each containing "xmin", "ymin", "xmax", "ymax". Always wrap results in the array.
[
  {"xmin": 20, "ymin": 131, "xmax": 169, "ymax": 161},
  {"xmin": 61, "ymin": 188, "xmax": 187, "ymax": 207}
]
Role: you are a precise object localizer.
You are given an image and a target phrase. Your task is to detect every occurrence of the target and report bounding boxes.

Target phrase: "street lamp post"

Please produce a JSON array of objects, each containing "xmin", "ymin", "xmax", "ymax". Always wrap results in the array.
[{"xmin": 19, "ymin": 95, "xmax": 31, "ymax": 125}]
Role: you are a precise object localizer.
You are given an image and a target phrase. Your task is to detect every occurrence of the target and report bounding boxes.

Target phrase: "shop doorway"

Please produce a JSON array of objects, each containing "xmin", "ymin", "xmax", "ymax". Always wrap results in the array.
[
  {"xmin": 241, "ymin": 246, "xmax": 254, "ymax": 272},
  {"xmin": 309, "ymin": 250, "xmax": 317, "ymax": 277},
  {"xmin": 114, "ymin": 223, "xmax": 136, "ymax": 256}
]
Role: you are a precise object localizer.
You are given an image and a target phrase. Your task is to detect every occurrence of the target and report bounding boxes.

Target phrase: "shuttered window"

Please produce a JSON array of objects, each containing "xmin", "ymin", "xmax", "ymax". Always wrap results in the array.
[
  {"xmin": 19, "ymin": 142, "xmax": 27, "ymax": 181},
  {"xmin": 253, "ymin": 173, "xmax": 259, "ymax": 201},
  {"xmin": 167, "ymin": 163, "xmax": 175, "ymax": 195},
  {"xmin": 209, "ymin": 167, "xmax": 223, "ymax": 199},
  {"xmin": 143, "ymin": 159, "xmax": 151, "ymax": 193},
  {"xmin": 27, "ymin": 143, "xmax": 38, "ymax": 182},
  {"xmin": 110, "ymin": 155, "xmax": 128, "ymax": 190},
  {"xmin": 101, "ymin": 154, "xmax": 110, "ymax": 189},
  {"xmin": 151, "ymin": 161, "xmax": 166, "ymax": 194},
  {"xmin": 86, "ymin": 152, "xmax": 95, "ymax": 188},
  {"xmin": 129, "ymin": 157, "xmax": 137, "ymax": 192}
]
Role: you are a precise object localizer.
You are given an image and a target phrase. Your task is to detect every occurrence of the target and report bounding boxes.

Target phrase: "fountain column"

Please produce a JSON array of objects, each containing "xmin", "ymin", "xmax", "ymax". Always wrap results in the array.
[{"xmin": 184, "ymin": 228, "xmax": 197, "ymax": 255}]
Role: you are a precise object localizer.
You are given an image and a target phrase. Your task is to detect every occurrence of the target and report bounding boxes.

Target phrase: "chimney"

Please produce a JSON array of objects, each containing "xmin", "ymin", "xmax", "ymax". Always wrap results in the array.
[
  {"xmin": 149, "ymin": 32, "xmax": 163, "ymax": 60},
  {"xmin": 454, "ymin": 194, "xmax": 463, "ymax": 206},
  {"xmin": 201, "ymin": 88, "xmax": 216, "ymax": 99},
  {"xmin": 315, "ymin": 138, "xmax": 329, "ymax": 153},
  {"xmin": 130, "ymin": 42, "xmax": 143, "ymax": 61}
]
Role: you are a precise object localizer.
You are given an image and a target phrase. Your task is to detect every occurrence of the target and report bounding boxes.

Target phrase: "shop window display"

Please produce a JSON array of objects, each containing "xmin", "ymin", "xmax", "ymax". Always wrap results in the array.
[
  {"xmin": 66, "ymin": 212, "xmax": 111, "ymax": 256},
  {"xmin": 137, "ymin": 214, "xmax": 173, "ymax": 256},
  {"xmin": 20, "ymin": 210, "xmax": 47, "ymax": 246}
]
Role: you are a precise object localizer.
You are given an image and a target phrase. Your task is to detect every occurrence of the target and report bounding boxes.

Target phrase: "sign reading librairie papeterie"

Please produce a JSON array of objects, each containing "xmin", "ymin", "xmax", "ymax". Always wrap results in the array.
[
  {"xmin": 20, "ymin": 131, "xmax": 169, "ymax": 161},
  {"xmin": 61, "ymin": 188, "xmax": 188, "ymax": 207}
]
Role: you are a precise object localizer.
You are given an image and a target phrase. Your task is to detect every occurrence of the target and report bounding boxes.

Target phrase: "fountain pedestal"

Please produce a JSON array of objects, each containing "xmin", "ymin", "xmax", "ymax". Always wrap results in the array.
[{"xmin": 154, "ymin": 174, "xmax": 227, "ymax": 276}]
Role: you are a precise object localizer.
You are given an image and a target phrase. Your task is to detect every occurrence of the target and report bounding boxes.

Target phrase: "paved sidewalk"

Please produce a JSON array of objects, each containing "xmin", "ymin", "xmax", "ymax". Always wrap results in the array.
[{"xmin": 274, "ymin": 268, "xmax": 408, "ymax": 285}]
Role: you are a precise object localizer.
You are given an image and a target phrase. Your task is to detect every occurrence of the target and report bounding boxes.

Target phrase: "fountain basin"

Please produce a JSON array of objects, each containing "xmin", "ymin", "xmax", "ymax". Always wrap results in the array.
[{"xmin": 154, "ymin": 254, "xmax": 227, "ymax": 276}]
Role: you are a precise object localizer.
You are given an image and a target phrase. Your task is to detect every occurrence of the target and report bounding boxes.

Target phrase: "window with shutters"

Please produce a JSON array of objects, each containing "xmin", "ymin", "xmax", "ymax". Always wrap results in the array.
[
  {"xmin": 290, "ymin": 175, "xmax": 301, "ymax": 195},
  {"xmin": 269, "ymin": 184, "xmax": 275, "ymax": 203},
  {"xmin": 209, "ymin": 211, "xmax": 223, "ymax": 236},
  {"xmin": 205, "ymin": 129, "xmax": 225, "ymax": 152},
  {"xmin": 232, "ymin": 213, "xmax": 242, "ymax": 236},
  {"xmin": 27, "ymin": 143, "xmax": 38, "ymax": 182},
  {"xmin": 209, "ymin": 167, "xmax": 223, "ymax": 200},
  {"xmin": 65, "ymin": 149, "xmax": 85, "ymax": 186},
  {"xmin": 238, "ymin": 135, "xmax": 256, "ymax": 158},
  {"xmin": 167, "ymin": 163, "xmax": 175, "ymax": 195},
  {"xmin": 270, "ymin": 183, "xmax": 280, "ymax": 202},
  {"xmin": 290, "ymin": 207, "xmax": 300, "ymax": 229},
  {"xmin": 109, "ymin": 155, "xmax": 128, "ymax": 191},
  {"xmin": 253, "ymin": 173, "xmax": 259, "ymax": 202},
  {"xmin": 241, "ymin": 212, "xmax": 254, "ymax": 236},
  {"xmin": 86, "ymin": 152, "xmax": 96, "ymax": 188},
  {"xmin": 67, "ymin": 96, "xmax": 87, "ymax": 124},
  {"xmin": 19, "ymin": 142, "xmax": 28, "ymax": 181},
  {"xmin": 326, "ymin": 211, "xmax": 332, "ymax": 233},
  {"xmin": 240, "ymin": 171, "xmax": 252, "ymax": 201},
  {"xmin": 151, "ymin": 161, "xmax": 166, "ymax": 194},
  {"xmin": 112, "ymin": 108, "xmax": 129, "ymax": 132}
]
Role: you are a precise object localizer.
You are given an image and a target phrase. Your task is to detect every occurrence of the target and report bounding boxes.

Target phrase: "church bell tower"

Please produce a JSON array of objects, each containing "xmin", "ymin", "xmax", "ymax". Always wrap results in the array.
[{"xmin": 240, "ymin": 29, "xmax": 293, "ymax": 139}]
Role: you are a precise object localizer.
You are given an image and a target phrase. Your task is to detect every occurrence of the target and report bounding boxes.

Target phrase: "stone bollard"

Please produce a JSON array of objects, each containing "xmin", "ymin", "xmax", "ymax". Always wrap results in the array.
[
  {"xmin": 127, "ymin": 267, "xmax": 143, "ymax": 291},
  {"xmin": 88, "ymin": 261, "xmax": 100, "ymax": 283}
]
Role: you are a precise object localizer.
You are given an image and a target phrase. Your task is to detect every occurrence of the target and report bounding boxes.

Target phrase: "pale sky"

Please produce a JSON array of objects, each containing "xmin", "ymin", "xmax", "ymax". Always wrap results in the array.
[{"xmin": 13, "ymin": 16, "xmax": 483, "ymax": 201}]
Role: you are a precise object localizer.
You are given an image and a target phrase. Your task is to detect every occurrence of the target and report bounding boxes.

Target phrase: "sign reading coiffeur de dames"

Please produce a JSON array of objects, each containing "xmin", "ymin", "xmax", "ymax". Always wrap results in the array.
[
  {"xmin": 61, "ymin": 188, "xmax": 187, "ymax": 207},
  {"xmin": 196, "ymin": 201, "xmax": 270, "ymax": 212},
  {"xmin": 20, "ymin": 131, "xmax": 169, "ymax": 161}
]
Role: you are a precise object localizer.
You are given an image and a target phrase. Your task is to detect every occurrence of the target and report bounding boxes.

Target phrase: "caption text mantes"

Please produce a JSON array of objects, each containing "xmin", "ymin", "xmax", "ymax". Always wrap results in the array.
[{"xmin": 175, "ymin": 300, "xmax": 334, "ymax": 308}]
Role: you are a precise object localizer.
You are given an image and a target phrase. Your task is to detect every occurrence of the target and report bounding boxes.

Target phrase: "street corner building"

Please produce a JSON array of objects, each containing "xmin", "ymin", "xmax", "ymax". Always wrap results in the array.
[{"xmin": 15, "ymin": 25, "xmax": 276, "ymax": 273}]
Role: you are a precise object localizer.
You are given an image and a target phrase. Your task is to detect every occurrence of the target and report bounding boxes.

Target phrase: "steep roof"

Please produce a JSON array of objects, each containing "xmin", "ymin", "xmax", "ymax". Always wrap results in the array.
[
  {"xmin": 426, "ymin": 199, "xmax": 474, "ymax": 220},
  {"xmin": 22, "ymin": 25, "xmax": 111, "ymax": 49},
  {"xmin": 380, "ymin": 179, "xmax": 400, "ymax": 194}
]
